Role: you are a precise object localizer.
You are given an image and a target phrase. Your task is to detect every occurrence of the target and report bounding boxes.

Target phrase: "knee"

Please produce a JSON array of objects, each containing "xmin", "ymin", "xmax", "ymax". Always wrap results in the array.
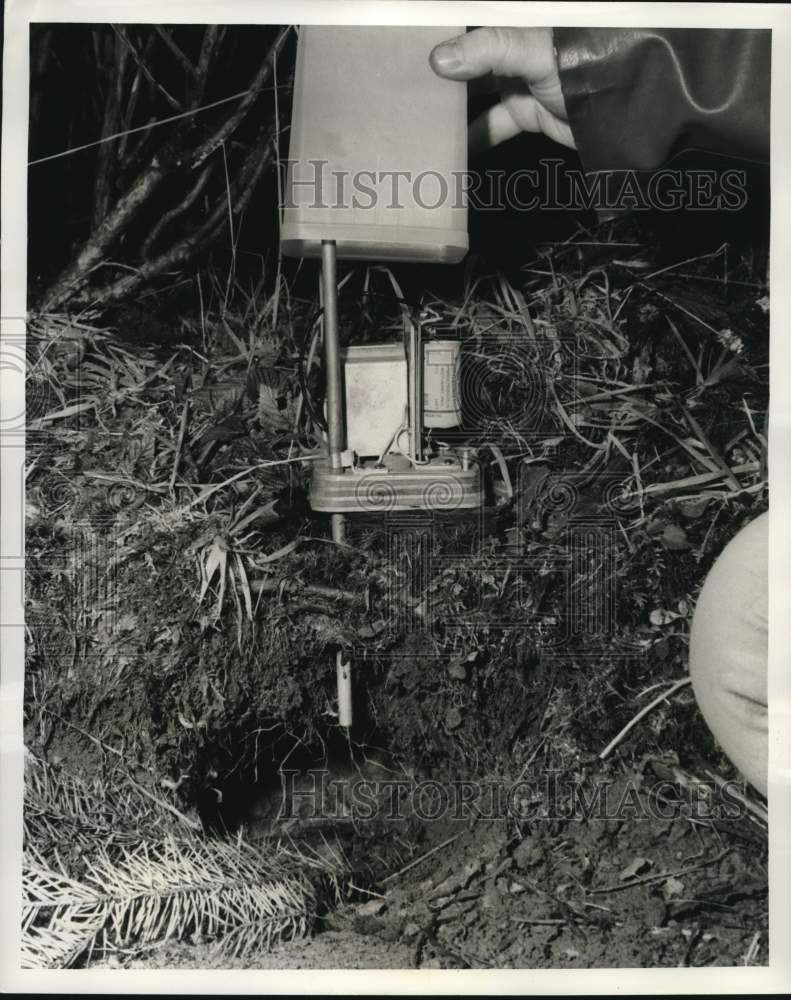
[{"xmin": 689, "ymin": 512, "xmax": 768, "ymax": 795}]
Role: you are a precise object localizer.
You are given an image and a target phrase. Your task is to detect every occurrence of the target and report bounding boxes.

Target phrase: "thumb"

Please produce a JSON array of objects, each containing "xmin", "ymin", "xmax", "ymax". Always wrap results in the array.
[{"xmin": 429, "ymin": 26, "xmax": 556, "ymax": 83}]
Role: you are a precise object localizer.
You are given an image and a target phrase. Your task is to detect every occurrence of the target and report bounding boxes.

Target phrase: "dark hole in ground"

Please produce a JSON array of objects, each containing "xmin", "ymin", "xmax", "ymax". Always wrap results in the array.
[{"xmin": 196, "ymin": 721, "xmax": 403, "ymax": 837}]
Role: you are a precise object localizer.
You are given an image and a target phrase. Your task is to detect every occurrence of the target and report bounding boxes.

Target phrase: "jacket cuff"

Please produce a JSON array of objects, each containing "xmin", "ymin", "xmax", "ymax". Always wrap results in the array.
[{"xmin": 553, "ymin": 27, "xmax": 770, "ymax": 176}]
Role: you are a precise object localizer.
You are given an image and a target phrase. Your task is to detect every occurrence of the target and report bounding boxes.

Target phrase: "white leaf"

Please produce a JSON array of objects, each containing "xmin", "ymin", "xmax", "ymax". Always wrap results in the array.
[
  {"xmin": 650, "ymin": 608, "xmax": 679, "ymax": 626},
  {"xmin": 620, "ymin": 856, "xmax": 652, "ymax": 880}
]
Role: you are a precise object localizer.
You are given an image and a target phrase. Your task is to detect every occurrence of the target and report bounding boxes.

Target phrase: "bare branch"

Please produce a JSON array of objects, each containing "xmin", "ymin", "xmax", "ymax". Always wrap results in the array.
[
  {"xmin": 117, "ymin": 35, "xmax": 154, "ymax": 159},
  {"xmin": 191, "ymin": 25, "xmax": 291, "ymax": 169},
  {"xmin": 154, "ymin": 26, "xmax": 200, "ymax": 81},
  {"xmin": 86, "ymin": 133, "xmax": 275, "ymax": 307},
  {"xmin": 111, "ymin": 25, "xmax": 183, "ymax": 112},
  {"xmin": 38, "ymin": 157, "xmax": 169, "ymax": 311},
  {"xmin": 140, "ymin": 163, "xmax": 214, "ymax": 258},
  {"xmin": 34, "ymin": 25, "xmax": 291, "ymax": 312},
  {"xmin": 191, "ymin": 25, "xmax": 224, "ymax": 105},
  {"xmin": 91, "ymin": 32, "xmax": 129, "ymax": 229}
]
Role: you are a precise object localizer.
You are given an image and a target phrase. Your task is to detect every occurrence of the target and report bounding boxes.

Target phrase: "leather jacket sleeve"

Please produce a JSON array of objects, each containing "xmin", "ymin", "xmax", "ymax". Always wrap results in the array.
[{"xmin": 552, "ymin": 28, "xmax": 770, "ymax": 173}]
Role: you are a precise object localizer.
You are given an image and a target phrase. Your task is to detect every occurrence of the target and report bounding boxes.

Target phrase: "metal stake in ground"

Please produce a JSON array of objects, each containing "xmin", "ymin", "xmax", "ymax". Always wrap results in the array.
[{"xmin": 321, "ymin": 240, "xmax": 352, "ymax": 727}]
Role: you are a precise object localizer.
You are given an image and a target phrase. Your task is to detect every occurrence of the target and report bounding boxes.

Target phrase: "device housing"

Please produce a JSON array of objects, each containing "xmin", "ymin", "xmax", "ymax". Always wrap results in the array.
[{"xmin": 280, "ymin": 26, "xmax": 468, "ymax": 263}]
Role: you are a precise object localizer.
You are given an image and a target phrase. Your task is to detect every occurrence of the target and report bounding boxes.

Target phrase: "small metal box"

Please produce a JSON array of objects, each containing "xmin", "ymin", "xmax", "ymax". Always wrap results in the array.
[{"xmin": 343, "ymin": 343, "xmax": 407, "ymax": 457}]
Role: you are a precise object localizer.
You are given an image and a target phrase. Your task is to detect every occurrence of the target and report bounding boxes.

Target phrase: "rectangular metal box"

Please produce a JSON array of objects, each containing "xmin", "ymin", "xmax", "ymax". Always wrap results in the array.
[{"xmin": 343, "ymin": 343, "xmax": 407, "ymax": 457}]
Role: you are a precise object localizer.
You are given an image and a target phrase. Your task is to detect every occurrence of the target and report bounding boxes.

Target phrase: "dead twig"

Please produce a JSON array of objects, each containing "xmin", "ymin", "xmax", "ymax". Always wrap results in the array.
[
  {"xmin": 681, "ymin": 404, "xmax": 741, "ymax": 492},
  {"xmin": 510, "ymin": 917, "xmax": 568, "ymax": 926},
  {"xmin": 599, "ymin": 677, "xmax": 693, "ymax": 760},
  {"xmin": 586, "ymin": 848, "xmax": 731, "ymax": 894},
  {"xmin": 251, "ymin": 578, "xmax": 362, "ymax": 604},
  {"xmin": 742, "ymin": 930, "xmax": 762, "ymax": 965},
  {"xmin": 381, "ymin": 833, "xmax": 462, "ymax": 884},
  {"xmin": 111, "ymin": 25, "xmax": 183, "ymax": 111},
  {"xmin": 169, "ymin": 399, "xmax": 191, "ymax": 495}
]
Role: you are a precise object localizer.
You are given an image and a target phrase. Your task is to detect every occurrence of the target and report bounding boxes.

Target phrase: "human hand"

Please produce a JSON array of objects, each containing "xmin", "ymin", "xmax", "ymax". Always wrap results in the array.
[{"xmin": 429, "ymin": 27, "xmax": 575, "ymax": 152}]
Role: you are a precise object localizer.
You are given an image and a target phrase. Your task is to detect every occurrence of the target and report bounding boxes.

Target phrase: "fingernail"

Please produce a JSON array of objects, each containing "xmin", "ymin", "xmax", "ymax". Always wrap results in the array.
[{"xmin": 431, "ymin": 41, "xmax": 462, "ymax": 74}]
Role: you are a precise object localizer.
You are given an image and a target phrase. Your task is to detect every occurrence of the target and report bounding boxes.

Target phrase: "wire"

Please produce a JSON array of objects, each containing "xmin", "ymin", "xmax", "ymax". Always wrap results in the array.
[
  {"xmin": 28, "ymin": 82, "xmax": 291, "ymax": 167},
  {"xmin": 296, "ymin": 284, "xmax": 460, "ymax": 457},
  {"xmin": 297, "ymin": 287, "xmax": 420, "ymax": 438},
  {"xmin": 375, "ymin": 410, "xmax": 408, "ymax": 467},
  {"xmin": 297, "ymin": 306, "xmax": 327, "ymax": 432}
]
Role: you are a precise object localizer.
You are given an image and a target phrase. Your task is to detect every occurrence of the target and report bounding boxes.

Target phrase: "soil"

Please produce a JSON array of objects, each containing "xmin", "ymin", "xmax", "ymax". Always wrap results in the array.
[
  {"xmin": 90, "ymin": 761, "xmax": 768, "ymax": 970},
  {"xmin": 23, "ymin": 214, "xmax": 769, "ymax": 972}
]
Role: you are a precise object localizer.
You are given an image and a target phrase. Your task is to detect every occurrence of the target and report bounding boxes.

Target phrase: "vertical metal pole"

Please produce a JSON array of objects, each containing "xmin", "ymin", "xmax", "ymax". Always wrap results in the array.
[
  {"xmin": 335, "ymin": 652, "xmax": 352, "ymax": 727},
  {"xmin": 408, "ymin": 318, "xmax": 423, "ymax": 463},
  {"xmin": 320, "ymin": 240, "xmax": 346, "ymax": 548},
  {"xmin": 321, "ymin": 240, "xmax": 344, "ymax": 473},
  {"xmin": 321, "ymin": 240, "xmax": 351, "ymax": 726},
  {"xmin": 332, "ymin": 523, "xmax": 351, "ymax": 726}
]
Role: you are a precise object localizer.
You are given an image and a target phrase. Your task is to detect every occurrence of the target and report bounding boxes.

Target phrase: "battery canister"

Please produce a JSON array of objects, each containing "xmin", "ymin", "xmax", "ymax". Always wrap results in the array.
[{"xmin": 423, "ymin": 339, "xmax": 462, "ymax": 428}]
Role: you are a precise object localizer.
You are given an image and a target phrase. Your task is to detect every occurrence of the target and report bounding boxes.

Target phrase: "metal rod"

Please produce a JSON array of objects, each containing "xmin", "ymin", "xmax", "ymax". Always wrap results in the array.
[
  {"xmin": 408, "ymin": 317, "xmax": 423, "ymax": 463},
  {"xmin": 321, "ymin": 240, "xmax": 344, "ymax": 472},
  {"xmin": 331, "ymin": 512, "xmax": 346, "ymax": 545},
  {"xmin": 330, "ymin": 510, "xmax": 349, "ymax": 725},
  {"xmin": 336, "ymin": 651, "xmax": 352, "ymax": 728},
  {"xmin": 321, "ymin": 240, "xmax": 351, "ymax": 726}
]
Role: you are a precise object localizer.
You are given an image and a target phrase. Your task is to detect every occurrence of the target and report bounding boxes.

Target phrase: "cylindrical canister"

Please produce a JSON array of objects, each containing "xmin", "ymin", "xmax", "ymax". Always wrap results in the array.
[
  {"xmin": 423, "ymin": 339, "xmax": 462, "ymax": 428},
  {"xmin": 280, "ymin": 26, "xmax": 468, "ymax": 263}
]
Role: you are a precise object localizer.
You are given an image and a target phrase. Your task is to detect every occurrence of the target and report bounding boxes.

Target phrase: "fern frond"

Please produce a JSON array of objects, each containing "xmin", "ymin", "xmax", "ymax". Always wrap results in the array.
[
  {"xmin": 21, "ymin": 834, "xmax": 330, "ymax": 967},
  {"xmin": 88, "ymin": 836, "xmax": 318, "ymax": 950},
  {"xmin": 22, "ymin": 755, "xmax": 345, "ymax": 968},
  {"xmin": 22, "ymin": 845, "xmax": 106, "ymax": 969}
]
